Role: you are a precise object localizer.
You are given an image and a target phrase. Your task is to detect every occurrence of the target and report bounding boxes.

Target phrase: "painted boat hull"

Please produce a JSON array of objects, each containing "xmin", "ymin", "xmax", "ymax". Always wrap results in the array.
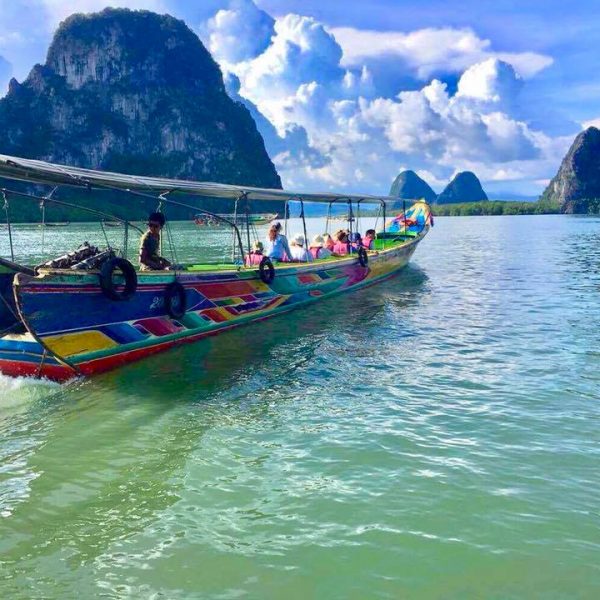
[{"xmin": 0, "ymin": 232, "xmax": 426, "ymax": 381}]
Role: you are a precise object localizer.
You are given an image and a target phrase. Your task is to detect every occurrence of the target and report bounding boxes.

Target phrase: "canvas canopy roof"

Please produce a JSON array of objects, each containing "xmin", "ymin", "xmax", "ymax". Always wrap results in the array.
[{"xmin": 0, "ymin": 154, "xmax": 396, "ymax": 205}]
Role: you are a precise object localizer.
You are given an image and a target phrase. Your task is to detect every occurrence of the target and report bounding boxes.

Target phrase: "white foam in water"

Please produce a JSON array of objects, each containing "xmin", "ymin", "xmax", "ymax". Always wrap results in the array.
[{"xmin": 0, "ymin": 374, "xmax": 61, "ymax": 407}]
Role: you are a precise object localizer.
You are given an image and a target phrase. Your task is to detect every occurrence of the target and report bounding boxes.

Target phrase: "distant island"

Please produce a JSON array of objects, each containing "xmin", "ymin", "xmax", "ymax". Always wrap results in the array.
[
  {"xmin": 431, "ymin": 200, "xmax": 559, "ymax": 217},
  {"xmin": 389, "ymin": 128, "xmax": 600, "ymax": 216}
]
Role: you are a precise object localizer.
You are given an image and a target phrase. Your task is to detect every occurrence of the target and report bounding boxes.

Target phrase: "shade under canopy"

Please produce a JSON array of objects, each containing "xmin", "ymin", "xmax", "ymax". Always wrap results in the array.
[{"xmin": 0, "ymin": 154, "xmax": 397, "ymax": 205}]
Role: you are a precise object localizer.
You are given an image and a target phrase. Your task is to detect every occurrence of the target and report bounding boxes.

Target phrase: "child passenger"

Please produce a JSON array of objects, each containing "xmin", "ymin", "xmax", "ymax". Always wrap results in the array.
[
  {"xmin": 309, "ymin": 235, "xmax": 332, "ymax": 259},
  {"xmin": 332, "ymin": 230, "xmax": 350, "ymax": 255},
  {"xmin": 245, "ymin": 240, "xmax": 264, "ymax": 266},
  {"xmin": 322, "ymin": 233, "xmax": 335, "ymax": 251},
  {"xmin": 362, "ymin": 229, "xmax": 376, "ymax": 250},
  {"xmin": 289, "ymin": 234, "xmax": 311, "ymax": 262}
]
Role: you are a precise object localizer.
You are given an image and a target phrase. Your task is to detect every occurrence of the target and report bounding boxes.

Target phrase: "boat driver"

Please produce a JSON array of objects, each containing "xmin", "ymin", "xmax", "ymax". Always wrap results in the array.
[{"xmin": 139, "ymin": 212, "xmax": 172, "ymax": 271}]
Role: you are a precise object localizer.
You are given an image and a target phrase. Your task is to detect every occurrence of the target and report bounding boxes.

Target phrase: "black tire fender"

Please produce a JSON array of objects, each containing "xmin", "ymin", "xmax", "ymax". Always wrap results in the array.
[
  {"xmin": 99, "ymin": 257, "xmax": 137, "ymax": 301},
  {"xmin": 258, "ymin": 256, "xmax": 275, "ymax": 284},
  {"xmin": 358, "ymin": 247, "xmax": 369, "ymax": 267},
  {"xmin": 164, "ymin": 281, "xmax": 187, "ymax": 319}
]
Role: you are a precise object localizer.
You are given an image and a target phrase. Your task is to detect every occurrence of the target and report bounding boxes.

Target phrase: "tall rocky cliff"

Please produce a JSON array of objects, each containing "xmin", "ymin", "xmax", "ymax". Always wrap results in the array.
[
  {"xmin": 436, "ymin": 171, "xmax": 488, "ymax": 204},
  {"xmin": 389, "ymin": 170, "xmax": 437, "ymax": 203},
  {"xmin": 0, "ymin": 8, "xmax": 281, "ymax": 219},
  {"xmin": 541, "ymin": 127, "xmax": 600, "ymax": 213}
]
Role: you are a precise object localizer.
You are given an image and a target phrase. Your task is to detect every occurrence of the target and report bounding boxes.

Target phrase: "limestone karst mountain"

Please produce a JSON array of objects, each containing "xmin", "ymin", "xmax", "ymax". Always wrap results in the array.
[
  {"xmin": 0, "ymin": 8, "xmax": 281, "ymax": 220},
  {"xmin": 436, "ymin": 171, "xmax": 488, "ymax": 204},
  {"xmin": 541, "ymin": 127, "xmax": 600, "ymax": 213},
  {"xmin": 389, "ymin": 170, "xmax": 437, "ymax": 203}
]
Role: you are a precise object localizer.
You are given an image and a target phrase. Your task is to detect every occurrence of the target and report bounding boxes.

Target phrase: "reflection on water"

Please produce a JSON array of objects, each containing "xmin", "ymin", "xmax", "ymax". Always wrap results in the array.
[{"xmin": 1, "ymin": 216, "xmax": 600, "ymax": 598}]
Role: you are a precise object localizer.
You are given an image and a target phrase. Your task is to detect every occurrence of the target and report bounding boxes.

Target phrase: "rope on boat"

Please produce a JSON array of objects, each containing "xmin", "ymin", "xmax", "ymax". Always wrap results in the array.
[
  {"xmin": 123, "ymin": 222, "xmax": 129, "ymax": 261},
  {"xmin": 99, "ymin": 219, "xmax": 111, "ymax": 251},
  {"xmin": 0, "ymin": 289, "xmax": 23, "ymax": 337},
  {"xmin": 2, "ymin": 190, "xmax": 15, "ymax": 262},
  {"xmin": 165, "ymin": 217, "xmax": 179, "ymax": 267},
  {"xmin": 373, "ymin": 202, "xmax": 381, "ymax": 232},
  {"xmin": 40, "ymin": 198, "xmax": 46, "ymax": 255},
  {"xmin": 35, "ymin": 348, "xmax": 48, "ymax": 379}
]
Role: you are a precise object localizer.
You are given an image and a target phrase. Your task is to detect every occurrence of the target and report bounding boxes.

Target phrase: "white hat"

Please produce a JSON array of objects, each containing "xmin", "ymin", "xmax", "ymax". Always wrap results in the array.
[
  {"xmin": 292, "ymin": 233, "xmax": 305, "ymax": 246},
  {"xmin": 310, "ymin": 235, "xmax": 324, "ymax": 247}
]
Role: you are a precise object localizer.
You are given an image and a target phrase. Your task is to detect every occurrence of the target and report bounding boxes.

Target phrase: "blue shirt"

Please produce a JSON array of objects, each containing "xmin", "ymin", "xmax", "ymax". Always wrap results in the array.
[{"xmin": 264, "ymin": 234, "xmax": 292, "ymax": 261}]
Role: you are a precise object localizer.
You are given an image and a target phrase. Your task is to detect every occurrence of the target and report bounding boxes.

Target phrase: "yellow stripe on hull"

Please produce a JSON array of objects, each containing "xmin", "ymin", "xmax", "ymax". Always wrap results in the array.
[{"xmin": 43, "ymin": 330, "xmax": 118, "ymax": 358}]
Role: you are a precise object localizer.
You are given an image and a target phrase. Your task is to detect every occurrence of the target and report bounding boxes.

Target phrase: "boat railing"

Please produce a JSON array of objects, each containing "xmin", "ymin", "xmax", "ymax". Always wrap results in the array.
[
  {"xmin": 1, "ymin": 187, "xmax": 145, "ymax": 269},
  {"xmin": 0, "ymin": 184, "xmax": 249, "ymax": 270}
]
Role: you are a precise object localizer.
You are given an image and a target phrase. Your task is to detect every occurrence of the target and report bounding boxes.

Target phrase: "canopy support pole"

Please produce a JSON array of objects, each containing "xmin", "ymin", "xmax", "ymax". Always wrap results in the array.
[
  {"xmin": 242, "ymin": 193, "xmax": 251, "ymax": 257},
  {"xmin": 231, "ymin": 197, "xmax": 239, "ymax": 263},
  {"xmin": 2, "ymin": 191, "xmax": 14, "ymax": 262},
  {"xmin": 326, "ymin": 201, "xmax": 332, "ymax": 236},
  {"xmin": 299, "ymin": 198, "xmax": 311, "ymax": 261},
  {"xmin": 347, "ymin": 198, "xmax": 354, "ymax": 253},
  {"xmin": 382, "ymin": 200, "xmax": 386, "ymax": 250}
]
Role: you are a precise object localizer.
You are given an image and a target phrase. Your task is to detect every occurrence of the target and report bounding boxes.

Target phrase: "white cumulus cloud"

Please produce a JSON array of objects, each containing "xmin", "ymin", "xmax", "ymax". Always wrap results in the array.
[
  {"xmin": 330, "ymin": 25, "xmax": 553, "ymax": 80},
  {"xmin": 205, "ymin": 0, "xmax": 274, "ymax": 64}
]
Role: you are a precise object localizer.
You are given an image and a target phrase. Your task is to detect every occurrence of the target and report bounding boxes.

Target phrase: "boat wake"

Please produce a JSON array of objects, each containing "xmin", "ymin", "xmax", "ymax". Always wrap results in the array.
[{"xmin": 0, "ymin": 374, "xmax": 61, "ymax": 407}]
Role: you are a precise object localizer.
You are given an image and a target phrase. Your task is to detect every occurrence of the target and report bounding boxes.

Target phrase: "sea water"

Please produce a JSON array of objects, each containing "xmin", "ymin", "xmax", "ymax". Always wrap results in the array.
[{"xmin": 0, "ymin": 215, "xmax": 598, "ymax": 598}]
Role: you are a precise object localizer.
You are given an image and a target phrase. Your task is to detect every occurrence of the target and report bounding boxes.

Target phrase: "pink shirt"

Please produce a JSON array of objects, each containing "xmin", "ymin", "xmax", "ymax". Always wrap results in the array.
[
  {"xmin": 333, "ymin": 241, "xmax": 349, "ymax": 255},
  {"xmin": 363, "ymin": 236, "xmax": 374, "ymax": 250},
  {"xmin": 245, "ymin": 252, "xmax": 263, "ymax": 266}
]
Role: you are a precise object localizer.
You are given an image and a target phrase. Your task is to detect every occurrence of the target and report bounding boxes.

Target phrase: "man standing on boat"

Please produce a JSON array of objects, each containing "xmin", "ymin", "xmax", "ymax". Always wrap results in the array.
[{"xmin": 139, "ymin": 212, "xmax": 171, "ymax": 271}]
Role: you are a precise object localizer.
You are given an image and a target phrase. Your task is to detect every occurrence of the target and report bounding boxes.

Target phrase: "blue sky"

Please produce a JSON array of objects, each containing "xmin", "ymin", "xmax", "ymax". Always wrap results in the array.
[{"xmin": 0, "ymin": 0, "xmax": 597, "ymax": 197}]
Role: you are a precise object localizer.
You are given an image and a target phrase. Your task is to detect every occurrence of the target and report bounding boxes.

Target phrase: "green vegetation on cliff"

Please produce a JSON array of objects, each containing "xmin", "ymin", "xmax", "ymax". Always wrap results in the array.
[{"xmin": 432, "ymin": 200, "xmax": 560, "ymax": 216}]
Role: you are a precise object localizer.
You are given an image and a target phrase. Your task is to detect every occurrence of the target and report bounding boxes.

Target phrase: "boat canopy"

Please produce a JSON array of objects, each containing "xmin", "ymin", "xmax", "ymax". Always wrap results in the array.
[{"xmin": 0, "ymin": 154, "xmax": 396, "ymax": 205}]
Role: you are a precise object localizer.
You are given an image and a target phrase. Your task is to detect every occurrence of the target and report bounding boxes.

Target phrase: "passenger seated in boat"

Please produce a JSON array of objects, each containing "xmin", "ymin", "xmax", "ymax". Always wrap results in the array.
[
  {"xmin": 322, "ymin": 233, "xmax": 335, "ymax": 251},
  {"xmin": 349, "ymin": 232, "xmax": 362, "ymax": 251},
  {"xmin": 332, "ymin": 230, "xmax": 350, "ymax": 255},
  {"xmin": 245, "ymin": 241, "xmax": 264, "ymax": 266},
  {"xmin": 139, "ymin": 212, "xmax": 171, "ymax": 271},
  {"xmin": 309, "ymin": 235, "xmax": 332, "ymax": 259},
  {"xmin": 265, "ymin": 221, "xmax": 292, "ymax": 262},
  {"xmin": 362, "ymin": 229, "xmax": 375, "ymax": 250},
  {"xmin": 289, "ymin": 234, "xmax": 310, "ymax": 262}
]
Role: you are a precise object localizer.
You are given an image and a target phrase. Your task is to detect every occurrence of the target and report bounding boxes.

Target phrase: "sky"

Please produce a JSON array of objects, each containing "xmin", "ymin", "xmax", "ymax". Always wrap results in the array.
[{"xmin": 0, "ymin": 0, "xmax": 598, "ymax": 198}]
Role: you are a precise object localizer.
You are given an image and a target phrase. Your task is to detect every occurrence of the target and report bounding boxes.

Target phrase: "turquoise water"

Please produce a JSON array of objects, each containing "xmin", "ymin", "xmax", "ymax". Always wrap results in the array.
[{"xmin": 0, "ymin": 215, "xmax": 599, "ymax": 598}]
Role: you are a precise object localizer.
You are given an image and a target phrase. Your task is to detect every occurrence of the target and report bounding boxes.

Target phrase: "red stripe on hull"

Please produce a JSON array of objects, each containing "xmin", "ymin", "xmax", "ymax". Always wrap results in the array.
[{"xmin": 0, "ymin": 359, "xmax": 76, "ymax": 382}]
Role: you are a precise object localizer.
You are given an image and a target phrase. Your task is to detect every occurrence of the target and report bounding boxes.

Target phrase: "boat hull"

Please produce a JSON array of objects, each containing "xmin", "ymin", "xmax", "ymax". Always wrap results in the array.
[{"xmin": 0, "ymin": 233, "xmax": 425, "ymax": 381}]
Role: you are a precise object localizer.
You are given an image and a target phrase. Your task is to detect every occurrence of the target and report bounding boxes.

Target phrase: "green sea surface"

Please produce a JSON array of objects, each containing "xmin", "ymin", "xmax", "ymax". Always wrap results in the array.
[{"xmin": 0, "ymin": 216, "xmax": 599, "ymax": 598}]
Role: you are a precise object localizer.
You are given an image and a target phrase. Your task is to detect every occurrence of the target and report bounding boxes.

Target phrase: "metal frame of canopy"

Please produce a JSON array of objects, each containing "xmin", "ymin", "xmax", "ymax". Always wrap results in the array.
[
  {"xmin": 0, "ymin": 153, "xmax": 403, "ymax": 262},
  {"xmin": 0, "ymin": 154, "xmax": 397, "ymax": 205}
]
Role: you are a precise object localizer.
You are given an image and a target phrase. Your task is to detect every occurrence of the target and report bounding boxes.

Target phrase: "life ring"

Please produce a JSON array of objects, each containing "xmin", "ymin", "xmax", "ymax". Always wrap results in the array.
[
  {"xmin": 164, "ymin": 281, "xmax": 187, "ymax": 319},
  {"xmin": 99, "ymin": 257, "xmax": 137, "ymax": 301},
  {"xmin": 258, "ymin": 256, "xmax": 275, "ymax": 284},
  {"xmin": 358, "ymin": 247, "xmax": 369, "ymax": 267}
]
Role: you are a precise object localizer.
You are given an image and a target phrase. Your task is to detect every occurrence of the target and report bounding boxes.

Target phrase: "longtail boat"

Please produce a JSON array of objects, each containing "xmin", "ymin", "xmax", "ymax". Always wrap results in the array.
[
  {"xmin": 0, "ymin": 154, "xmax": 432, "ymax": 382},
  {"xmin": 194, "ymin": 213, "xmax": 277, "ymax": 227}
]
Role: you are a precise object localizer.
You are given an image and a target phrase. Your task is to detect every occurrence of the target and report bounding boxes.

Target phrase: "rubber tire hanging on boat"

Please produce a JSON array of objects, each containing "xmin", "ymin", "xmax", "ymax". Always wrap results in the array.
[
  {"xmin": 164, "ymin": 281, "xmax": 187, "ymax": 319},
  {"xmin": 258, "ymin": 256, "xmax": 275, "ymax": 284},
  {"xmin": 358, "ymin": 247, "xmax": 369, "ymax": 267},
  {"xmin": 99, "ymin": 257, "xmax": 137, "ymax": 301}
]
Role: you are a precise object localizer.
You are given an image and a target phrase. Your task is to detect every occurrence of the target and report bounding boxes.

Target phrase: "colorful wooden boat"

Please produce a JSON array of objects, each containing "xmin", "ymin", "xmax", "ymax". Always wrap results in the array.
[{"xmin": 0, "ymin": 155, "xmax": 432, "ymax": 381}]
